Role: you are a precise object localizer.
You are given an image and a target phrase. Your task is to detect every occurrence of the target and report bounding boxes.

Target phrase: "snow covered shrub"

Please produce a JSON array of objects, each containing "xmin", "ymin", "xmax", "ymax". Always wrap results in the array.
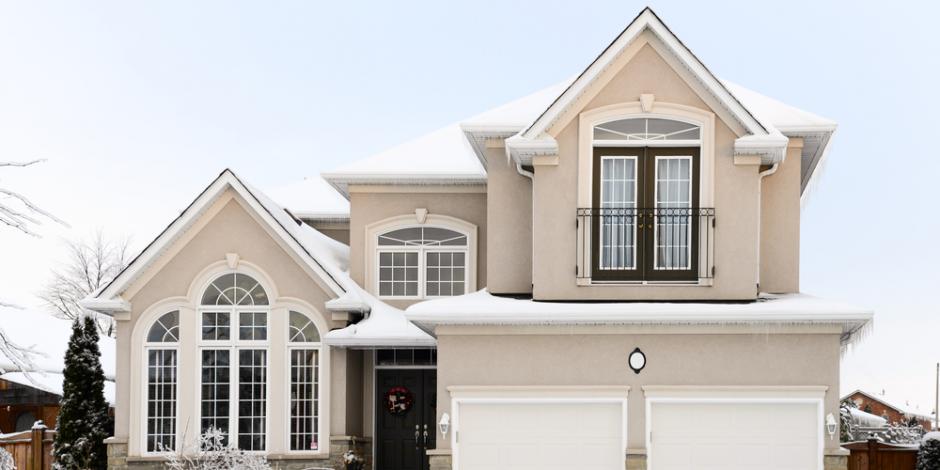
[
  {"xmin": 872, "ymin": 423, "xmax": 923, "ymax": 445},
  {"xmin": 840, "ymin": 399, "xmax": 855, "ymax": 442},
  {"xmin": 918, "ymin": 432, "xmax": 940, "ymax": 470},
  {"xmin": 0, "ymin": 447, "xmax": 15, "ymax": 470},
  {"xmin": 165, "ymin": 428, "xmax": 271, "ymax": 470}
]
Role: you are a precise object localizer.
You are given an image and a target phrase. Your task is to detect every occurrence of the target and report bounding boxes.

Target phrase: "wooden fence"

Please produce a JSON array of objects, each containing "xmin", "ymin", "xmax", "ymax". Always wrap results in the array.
[
  {"xmin": 845, "ymin": 439, "xmax": 919, "ymax": 470},
  {"xmin": 0, "ymin": 424, "xmax": 54, "ymax": 470}
]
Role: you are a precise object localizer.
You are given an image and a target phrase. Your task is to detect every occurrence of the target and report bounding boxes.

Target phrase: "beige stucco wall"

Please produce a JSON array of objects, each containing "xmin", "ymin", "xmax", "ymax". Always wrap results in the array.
[
  {"xmin": 434, "ymin": 325, "xmax": 843, "ymax": 453},
  {"xmin": 483, "ymin": 143, "xmax": 533, "ymax": 294},
  {"xmin": 760, "ymin": 140, "xmax": 802, "ymax": 293},
  {"xmin": 348, "ymin": 187, "xmax": 487, "ymax": 309},
  {"xmin": 532, "ymin": 43, "xmax": 761, "ymax": 300},
  {"xmin": 115, "ymin": 191, "xmax": 361, "ymax": 457}
]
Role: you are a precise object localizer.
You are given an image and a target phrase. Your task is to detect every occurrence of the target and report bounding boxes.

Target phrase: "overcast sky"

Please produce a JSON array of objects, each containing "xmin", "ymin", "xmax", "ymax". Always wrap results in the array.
[{"xmin": 0, "ymin": 0, "xmax": 938, "ymax": 415}]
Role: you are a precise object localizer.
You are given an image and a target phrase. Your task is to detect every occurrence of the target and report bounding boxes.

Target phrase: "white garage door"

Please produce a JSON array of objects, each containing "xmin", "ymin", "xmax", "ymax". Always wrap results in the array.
[
  {"xmin": 649, "ymin": 402, "xmax": 819, "ymax": 470},
  {"xmin": 456, "ymin": 402, "xmax": 624, "ymax": 470}
]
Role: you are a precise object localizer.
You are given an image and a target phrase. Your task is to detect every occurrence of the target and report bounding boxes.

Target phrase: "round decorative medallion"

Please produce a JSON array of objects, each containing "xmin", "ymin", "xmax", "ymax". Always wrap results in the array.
[
  {"xmin": 628, "ymin": 347, "xmax": 646, "ymax": 374},
  {"xmin": 385, "ymin": 386, "xmax": 415, "ymax": 415}
]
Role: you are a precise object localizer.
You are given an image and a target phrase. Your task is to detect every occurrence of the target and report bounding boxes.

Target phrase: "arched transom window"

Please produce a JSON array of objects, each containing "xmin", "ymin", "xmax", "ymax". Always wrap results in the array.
[
  {"xmin": 376, "ymin": 226, "xmax": 469, "ymax": 298},
  {"xmin": 593, "ymin": 117, "xmax": 701, "ymax": 144},
  {"xmin": 288, "ymin": 311, "xmax": 322, "ymax": 452},
  {"xmin": 145, "ymin": 311, "xmax": 179, "ymax": 453},
  {"xmin": 198, "ymin": 273, "xmax": 269, "ymax": 451}
]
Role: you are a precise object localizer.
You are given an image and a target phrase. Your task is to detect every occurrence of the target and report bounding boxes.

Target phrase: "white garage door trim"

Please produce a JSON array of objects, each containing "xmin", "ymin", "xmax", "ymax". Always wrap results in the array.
[
  {"xmin": 449, "ymin": 386, "xmax": 631, "ymax": 470},
  {"xmin": 643, "ymin": 386, "xmax": 828, "ymax": 470}
]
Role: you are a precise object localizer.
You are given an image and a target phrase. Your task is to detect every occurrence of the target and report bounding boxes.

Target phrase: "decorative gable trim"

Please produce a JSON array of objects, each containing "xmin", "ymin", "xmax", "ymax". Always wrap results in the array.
[
  {"xmin": 82, "ymin": 170, "xmax": 346, "ymax": 315},
  {"xmin": 507, "ymin": 7, "xmax": 788, "ymax": 167}
]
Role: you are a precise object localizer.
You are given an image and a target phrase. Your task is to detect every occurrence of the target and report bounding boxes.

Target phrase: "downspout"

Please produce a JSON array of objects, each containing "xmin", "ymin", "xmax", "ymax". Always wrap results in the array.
[
  {"xmin": 508, "ymin": 147, "xmax": 536, "ymax": 294},
  {"xmin": 756, "ymin": 162, "xmax": 779, "ymax": 293}
]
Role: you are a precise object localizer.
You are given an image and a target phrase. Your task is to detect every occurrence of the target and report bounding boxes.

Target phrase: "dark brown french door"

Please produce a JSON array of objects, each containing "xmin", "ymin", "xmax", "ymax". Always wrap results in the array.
[
  {"xmin": 375, "ymin": 369, "xmax": 436, "ymax": 470},
  {"xmin": 591, "ymin": 146, "xmax": 700, "ymax": 281}
]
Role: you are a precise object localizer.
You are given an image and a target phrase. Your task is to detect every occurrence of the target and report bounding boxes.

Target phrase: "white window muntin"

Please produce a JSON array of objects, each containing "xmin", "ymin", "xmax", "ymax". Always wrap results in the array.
[
  {"xmin": 287, "ymin": 311, "xmax": 323, "ymax": 454},
  {"xmin": 197, "ymin": 274, "xmax": 270, "ymax": 452},
  {"xmin": 653, "ymin": 155, "xmax": 693, "ymax": 271},
  {"xmin": 142, "ymin": 311, "xmax": 180, "ymax": 455},
  {"xmin": 593, "ymin": 117, "xmax": 701, "ymax": 147},
  {"xmin": 598, "ymin": 155, "xmax": 639, "ymax": 271},
  {"xmin": 375, "ymin": 226, "xmax": 470, "ymax": 299}
]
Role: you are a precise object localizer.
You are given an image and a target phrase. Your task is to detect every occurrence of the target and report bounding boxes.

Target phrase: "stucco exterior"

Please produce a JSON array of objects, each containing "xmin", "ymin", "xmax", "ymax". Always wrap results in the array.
[
  {"xmin": 112, "ymin": 191, "xmax": 363, "ymax": 463},
  {"xmin": 483, "ymin": 142, "xmax": 533, "ymax": 295},
  {"xmin": 433, "ymin": 325, "xmax": 844, "ymax": 454}
]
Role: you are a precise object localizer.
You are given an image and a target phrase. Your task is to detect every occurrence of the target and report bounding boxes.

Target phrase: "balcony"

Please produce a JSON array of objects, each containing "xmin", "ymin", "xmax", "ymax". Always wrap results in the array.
[{"xmin": 576, "ymin": 207, "xmax": 716, "ymax": 283}]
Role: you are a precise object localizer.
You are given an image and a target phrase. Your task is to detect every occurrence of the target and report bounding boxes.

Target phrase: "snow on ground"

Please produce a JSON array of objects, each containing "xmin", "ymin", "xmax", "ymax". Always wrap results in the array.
[
  {"xmin": 0, "ymin": 305, "xmax": 116, "ymax": 404},
  {"xmin": 266, "ymin": 175, "xmax": 349, "ymax": 220}
]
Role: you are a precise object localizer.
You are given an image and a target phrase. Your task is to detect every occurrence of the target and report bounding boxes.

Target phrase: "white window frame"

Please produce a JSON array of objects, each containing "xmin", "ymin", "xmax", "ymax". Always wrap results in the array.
[
  {"xmin": 375, "ymin": 234, "xmax": 470, "ymax": 299},
  {"xmin": 652, "ymin": 155, "xmax": 694, "ymax": 271},
  {"xmin": 366, "ymin": 215, "xmax": 477, "ymax": 300},
  {"xmin": 141, "ymin": 312, "xmax": 180, "ymax": 456},
  {"xmin": 196, "ymin": 276, "xmax": 271, "ymax": 453},
  {"xmin": 598, "ymin": 155, "xmax": 639, "ymax": 271},
  {"xmin": 285, "ymin": 310, "xmax": 324, "ymax": 455}
]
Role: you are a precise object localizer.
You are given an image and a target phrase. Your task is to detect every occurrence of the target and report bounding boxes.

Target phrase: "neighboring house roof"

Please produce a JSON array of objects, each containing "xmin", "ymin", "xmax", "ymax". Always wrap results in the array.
[
  {"xmin": 321, "ymin": 9, "xmax": 836, "ymax": 197},
  {"xmin": 843, "ymin": 389, "xmax": 935, "ymax": 422},
  {"xmin": 0, "ymin": 306, "xmax": 116, "ymax": 405},
  {"xmin": 266, "ymin": 175, "xmax": 350, "ymax": 221},
  {"xmin": 406, "ymin": 290, "xmax": 872, "ymax": 348},
  {"xmin": 849, "ymin": 407, "xmax": 888, "ymax": 428}
]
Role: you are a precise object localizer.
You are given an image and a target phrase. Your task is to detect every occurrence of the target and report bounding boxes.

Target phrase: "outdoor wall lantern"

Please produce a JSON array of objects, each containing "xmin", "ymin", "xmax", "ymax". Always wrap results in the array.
[
  {"xmin": 826, "ymin": 413, "xmax": 837, "ymax": 440},
  {"xmin": 439, "ymin": 412, "xmax": 450, "ymax": 438},
  {"xmin": 628, "ymin": 347, "xmax": 646, "ymax": 374}
]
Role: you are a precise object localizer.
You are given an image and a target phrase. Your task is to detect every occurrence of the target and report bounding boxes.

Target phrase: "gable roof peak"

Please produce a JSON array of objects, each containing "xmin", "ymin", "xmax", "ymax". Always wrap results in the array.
[{"xmin": 509, "ymin": 7, "xmax": 788, "ymax": 167}]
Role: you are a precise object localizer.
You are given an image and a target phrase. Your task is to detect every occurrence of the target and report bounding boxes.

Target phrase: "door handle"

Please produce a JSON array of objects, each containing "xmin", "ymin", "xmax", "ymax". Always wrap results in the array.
[
  {"xmin": 415, "ymin": 424, "xmax": 420, "ymax": 448},
  {"xmin": 423, "ymin": 424, "xmax": 429, "ymax": 446}
]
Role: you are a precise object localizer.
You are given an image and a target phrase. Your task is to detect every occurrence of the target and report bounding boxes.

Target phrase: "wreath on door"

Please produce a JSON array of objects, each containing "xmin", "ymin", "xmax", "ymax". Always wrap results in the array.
[{"xmin": 384, "ymin": 386, "xmax": 414, "ymax": 415}]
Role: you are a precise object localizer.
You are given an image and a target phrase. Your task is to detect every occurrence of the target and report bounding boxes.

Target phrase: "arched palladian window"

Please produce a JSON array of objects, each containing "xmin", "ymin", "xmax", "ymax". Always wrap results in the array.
[
  {"xmin": 287, "ymin": 311, "xmax": 322, "ymax": 452},
  {"xmin": 144, "ymin": 311, "xmax": 179, "ymax": 453},
  {"xmin": 591, "ymin": 117, "xmax": 701, "ymax": 281},
  {"xmin": 198, "ymin": 273, "xmax": 269, "ymax": 451},
  {"xmin": 376, "ymin": 226, "xmax": 469, "ymax": 298}
]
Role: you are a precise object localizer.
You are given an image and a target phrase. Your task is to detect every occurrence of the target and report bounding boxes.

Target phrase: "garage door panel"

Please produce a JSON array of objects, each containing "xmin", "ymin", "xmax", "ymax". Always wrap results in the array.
[
  {"xmin": 650, "ymin": 402, "xmax": 819, "ymax": 470},
  {"xmin": 458, "ymin": 402, "xmax": 623, "ymax": 470}
]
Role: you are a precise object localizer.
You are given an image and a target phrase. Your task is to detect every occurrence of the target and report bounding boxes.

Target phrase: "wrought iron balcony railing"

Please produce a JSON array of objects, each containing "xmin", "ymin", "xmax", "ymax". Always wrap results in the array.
[{"xmin": 576, "ymin": 207, "xmax": 716, "ymax": 282}]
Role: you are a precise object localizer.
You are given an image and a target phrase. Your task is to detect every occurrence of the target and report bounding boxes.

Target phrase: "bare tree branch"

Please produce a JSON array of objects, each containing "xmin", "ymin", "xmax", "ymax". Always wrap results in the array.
[
  {"xmin": 0, "ymin": 158, "xmax": 44, "ymax": 168},
  {"xmin": 0, "ymin": 159, "xmax": 69, "ymax": 236},
  {"xmin": 39, "ymin": 231, "xmax": 130, "ymax": 336}
]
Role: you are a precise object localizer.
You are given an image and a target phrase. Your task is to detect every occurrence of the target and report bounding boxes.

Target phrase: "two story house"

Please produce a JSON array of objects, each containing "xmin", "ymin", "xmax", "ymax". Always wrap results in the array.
[{"xmin": 84, "ymin": 8, "xmax": 872, "ymax": 470}]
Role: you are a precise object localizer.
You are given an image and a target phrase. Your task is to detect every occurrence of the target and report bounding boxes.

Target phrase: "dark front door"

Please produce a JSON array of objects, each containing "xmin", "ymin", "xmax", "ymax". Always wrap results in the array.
[{"xmin": 375, "ymin": 369, "xmax": 436, "ymax": 470}]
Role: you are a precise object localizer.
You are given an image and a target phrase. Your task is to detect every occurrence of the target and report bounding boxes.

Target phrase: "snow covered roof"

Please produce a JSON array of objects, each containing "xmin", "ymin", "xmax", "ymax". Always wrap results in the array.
[
  {"xmin": 266, "ymin": 175, "xmax": 350, "ymax": 221},
  {"xmin": 321, "ymin": 8, "xmax": 836, "ymax": 197},
  {"xmin": 406, "ymin": 290, "xmax": 872, "ymax": 344},
  {"xmin": 323, "ymin": 283, "xmax": 435, "ymax": 348},
  {"xmin": 844, "ymin": 389, "xmax": 935, "ymax": 421},
  {"xmin": 321, "ymin": 124, "xmax": 487, "ymax": 198},
  {"xmin": 849, "ymin": 407, "xmax": 888, "ymax": 428},
  {"xmin": 0, "ymin": 306, "xmax": 116, "ymax": 404}
]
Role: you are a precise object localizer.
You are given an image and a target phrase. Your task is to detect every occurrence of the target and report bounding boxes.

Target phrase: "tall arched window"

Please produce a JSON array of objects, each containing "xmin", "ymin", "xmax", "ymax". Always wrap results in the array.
[
  {"xmin": 145, "ymin": 311, "xmax": 179, "ymax": 453},
  {"xmin": 376, "ymin": 226, "xmax": 469, "ymax": 298},
  {"xmin": 198, "ymin": 273, "xmax": 269, "ymax": 451},
  {"xmin": 287, "ymin": 311, "xmax": 322, "ymax": 452}
]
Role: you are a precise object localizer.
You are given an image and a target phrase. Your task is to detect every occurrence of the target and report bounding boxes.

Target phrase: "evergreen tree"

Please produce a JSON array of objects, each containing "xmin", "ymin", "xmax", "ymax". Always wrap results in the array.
[
  {"xmin": 917, "ymin": 434, "xmax": 940, "ymax": 470},
  {"xmin": 53, "ymin": 317, "xmax": 109, "ymax": 470}
]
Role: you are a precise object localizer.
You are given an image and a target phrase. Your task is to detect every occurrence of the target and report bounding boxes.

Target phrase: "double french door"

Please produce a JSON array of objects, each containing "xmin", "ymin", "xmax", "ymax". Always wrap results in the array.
[{"xmin": 590, "ymin": 146, "xmax": 700, "ymax": 281}]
